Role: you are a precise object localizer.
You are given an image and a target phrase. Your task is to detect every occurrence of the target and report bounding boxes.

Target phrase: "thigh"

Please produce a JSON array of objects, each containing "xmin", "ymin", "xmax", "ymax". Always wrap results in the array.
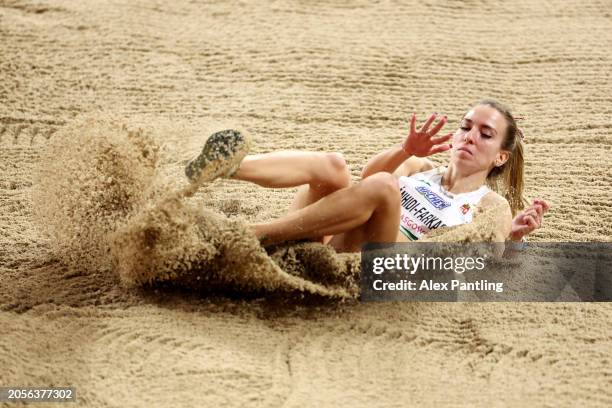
[
  {"xmin": 328, "ymin": 196, "xmax": 401, "ymax": 252},
  {"xmin": 288, "ymin": 181, "xmax": 352, "ymax": 213},
  {"xmin": 287, "ymin": 182, "xmax": 352, "ymax": 245},
  {"xmin": 326, "ymin": 227, "xmax": 368, "ymax": 253},
  {"xmin": 288, "ymin": 184, "xmax": 321, "ymax": 213}
]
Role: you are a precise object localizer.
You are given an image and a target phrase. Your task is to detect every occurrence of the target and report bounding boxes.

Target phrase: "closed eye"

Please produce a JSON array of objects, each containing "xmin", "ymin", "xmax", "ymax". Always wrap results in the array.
[{"xmin": 461, "ymin": 126, "xmax": 492, "ymax": 138}]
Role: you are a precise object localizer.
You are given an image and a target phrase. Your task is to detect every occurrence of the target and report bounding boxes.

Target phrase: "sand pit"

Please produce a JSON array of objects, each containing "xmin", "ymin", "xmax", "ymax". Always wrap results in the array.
[{"xmin": 1, "ymin": 0, "xmax": 612, "ymax": 406}]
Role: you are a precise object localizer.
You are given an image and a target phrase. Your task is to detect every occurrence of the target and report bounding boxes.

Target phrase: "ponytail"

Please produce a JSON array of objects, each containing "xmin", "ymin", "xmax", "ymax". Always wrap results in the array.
[
  {"xmin": 499, "ymin": 138, "xmax": 525, "ymax": 216},
  {"xmin": 479, "ymin": 99, "xmax": 527, "ymax": 216}
]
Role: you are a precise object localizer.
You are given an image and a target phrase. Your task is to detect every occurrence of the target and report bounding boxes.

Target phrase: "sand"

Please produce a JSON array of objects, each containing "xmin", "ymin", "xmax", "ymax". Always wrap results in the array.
[{"xmin": 1, "ymin": 0, "xmax": 611, "ymax": 406}]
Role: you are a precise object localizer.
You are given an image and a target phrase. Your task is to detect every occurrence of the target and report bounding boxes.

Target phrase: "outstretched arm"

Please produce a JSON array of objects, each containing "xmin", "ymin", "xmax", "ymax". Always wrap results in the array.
[{"xmin": 361, "ymin": 112, "xmax": 452, "ymax": 179}]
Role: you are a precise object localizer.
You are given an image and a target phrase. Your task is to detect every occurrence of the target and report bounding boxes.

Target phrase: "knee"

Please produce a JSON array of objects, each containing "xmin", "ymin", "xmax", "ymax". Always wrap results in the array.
[
  {"xmin": 312, "ymin": 152, "xmax": 351, "ymax": 190},
  {"xmin": 327, "ymin": 152, "xmax": 351, "ymax": 183},
  {"xmin": 361, "ymin": 172, "xmax": 400, "ymax": 206},
  {"xmin": 326, "ymin": 152, "xmax": 347, "ymax": 171}
]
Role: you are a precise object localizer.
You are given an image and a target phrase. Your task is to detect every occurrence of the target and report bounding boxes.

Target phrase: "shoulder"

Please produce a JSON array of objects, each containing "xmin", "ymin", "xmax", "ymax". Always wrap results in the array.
[
  {"xmin": 393, "ymin": 156, "xmax": 437, "ymax": 177},
  {"xmin": 478, "ymin": 190, "xmax": 508, "ymax": 208},
  {"xmin": 477, "ymin": 191, "xmax": 512, "ymax": 218},
  {"xmin": 476, "ymin": 191, "xmax": 513, "ymax": 240}
]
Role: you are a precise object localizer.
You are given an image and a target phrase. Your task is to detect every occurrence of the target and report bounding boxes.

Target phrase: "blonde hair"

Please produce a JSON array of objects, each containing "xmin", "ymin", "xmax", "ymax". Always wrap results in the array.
[{"xmin": 477, "ymin": 99, "xmax": 527, "ymax": 216}]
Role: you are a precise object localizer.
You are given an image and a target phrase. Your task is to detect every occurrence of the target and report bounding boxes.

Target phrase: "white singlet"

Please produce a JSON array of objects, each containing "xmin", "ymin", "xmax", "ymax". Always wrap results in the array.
[{"xmin": 398, "ymin": 167, "xmax": 491, "ymax": 241}]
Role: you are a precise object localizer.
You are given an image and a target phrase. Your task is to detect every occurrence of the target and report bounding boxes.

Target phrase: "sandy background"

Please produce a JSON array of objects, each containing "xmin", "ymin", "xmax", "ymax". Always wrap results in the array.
[{"xmin": 1, "ymin": 0, "xmax": 612, "ymax": 406}]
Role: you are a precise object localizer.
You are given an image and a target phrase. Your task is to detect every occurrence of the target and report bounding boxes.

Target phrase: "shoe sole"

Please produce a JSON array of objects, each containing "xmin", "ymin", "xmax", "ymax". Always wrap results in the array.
[{"xmin": 184, "ymin": 129, "xmax": 251, "ymax": 185}]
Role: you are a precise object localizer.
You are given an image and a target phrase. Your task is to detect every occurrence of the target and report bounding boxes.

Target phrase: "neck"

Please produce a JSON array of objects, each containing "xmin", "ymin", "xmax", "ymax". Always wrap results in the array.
[{"xmin": 442, "ymin": 163, "xmax": 489, "ymax": 194}]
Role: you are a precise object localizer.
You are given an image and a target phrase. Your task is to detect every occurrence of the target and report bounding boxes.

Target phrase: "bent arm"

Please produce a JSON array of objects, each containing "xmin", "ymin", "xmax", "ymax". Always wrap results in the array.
[
  {"xmin": 361, "ymin": 143, "xmax": 411, "ymax": 179},
  {"xmin": 361, "ymin": 146, "xmax": 435, "ymax": 179},
  {"xmin": 362, "ymin": 112, "xmax": 451, "ymax": 179}
]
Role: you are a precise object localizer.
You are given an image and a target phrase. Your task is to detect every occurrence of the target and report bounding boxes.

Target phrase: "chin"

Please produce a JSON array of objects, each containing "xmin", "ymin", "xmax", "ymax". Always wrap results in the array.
[{"xmin": 450, "ymin": 152, "xmax": 471, "ymax": 162}]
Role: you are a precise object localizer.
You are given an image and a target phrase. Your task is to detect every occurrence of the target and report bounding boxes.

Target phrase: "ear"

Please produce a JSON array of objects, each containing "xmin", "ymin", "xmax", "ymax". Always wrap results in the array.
[{"xmin": 495, "ymin": 150, "xmax": 510, "ymax": 167}]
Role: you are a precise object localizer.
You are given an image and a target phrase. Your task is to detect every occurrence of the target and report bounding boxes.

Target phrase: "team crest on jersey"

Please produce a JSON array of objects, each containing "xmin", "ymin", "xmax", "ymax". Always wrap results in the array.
[
  {"xmin": 460, "ymin": 203, "xmax": 471, "ymax": 215},
  {"xmin": 415, "ymin": 186, "xmax": 451, "ymax": 210}
]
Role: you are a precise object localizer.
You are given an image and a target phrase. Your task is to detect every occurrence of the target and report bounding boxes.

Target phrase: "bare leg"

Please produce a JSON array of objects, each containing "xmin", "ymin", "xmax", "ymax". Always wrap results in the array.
[
  {"xmin": 234, "ymin": 151, "xmax": 351, "ymax": 243},
  {"xmin": 252, "ymin": 172, "xmax": 401, "ymax": 251},
  {"xmin": 233, "ymin": 151, "xmax": 350, "ymax": 192}
]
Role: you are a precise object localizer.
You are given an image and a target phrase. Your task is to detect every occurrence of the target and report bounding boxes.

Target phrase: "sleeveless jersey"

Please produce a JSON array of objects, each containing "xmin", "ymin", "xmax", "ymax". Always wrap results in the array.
[{"xmin": 398, "ymin": 167, "xmax": 491, "ymax": 241}]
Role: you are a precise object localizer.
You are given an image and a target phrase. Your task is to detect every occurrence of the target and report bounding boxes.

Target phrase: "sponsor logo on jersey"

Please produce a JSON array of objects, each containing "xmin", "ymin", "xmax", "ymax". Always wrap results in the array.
[
  {"xmin": 400, "ymin": 189, "xmax": 446, "ymax": 230},
  {"xmin": 415, "ymin": 186, "xmax": 451, "ymax": 210}
]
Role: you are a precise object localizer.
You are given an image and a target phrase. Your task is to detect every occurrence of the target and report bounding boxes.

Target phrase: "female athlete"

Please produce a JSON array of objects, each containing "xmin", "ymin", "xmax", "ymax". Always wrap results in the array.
[{"xmin": 184, "ymin": 99, "xmax": 549, "ymax": 252}]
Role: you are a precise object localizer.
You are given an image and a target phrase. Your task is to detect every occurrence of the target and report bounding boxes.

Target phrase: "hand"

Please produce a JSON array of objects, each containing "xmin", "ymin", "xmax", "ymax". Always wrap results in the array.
[
  {"xmin": 402, "ymin": 112, "xmax": 453, "ymax": 157},
  {"xmin": 510, "ymin": 199, "xmax": 550, "ymax": 241}
]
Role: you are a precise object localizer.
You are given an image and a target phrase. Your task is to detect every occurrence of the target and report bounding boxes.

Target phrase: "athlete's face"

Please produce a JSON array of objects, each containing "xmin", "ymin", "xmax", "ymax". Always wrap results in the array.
[{"xmin": 450, "ymin": 104, "xmax": 510, "ymax": 172}]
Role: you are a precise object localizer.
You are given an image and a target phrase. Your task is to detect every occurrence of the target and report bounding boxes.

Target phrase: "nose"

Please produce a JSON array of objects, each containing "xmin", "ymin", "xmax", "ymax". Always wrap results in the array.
[{"xmin": 463, "ymin": 128, "xmax": 477, "ymax": 143}]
